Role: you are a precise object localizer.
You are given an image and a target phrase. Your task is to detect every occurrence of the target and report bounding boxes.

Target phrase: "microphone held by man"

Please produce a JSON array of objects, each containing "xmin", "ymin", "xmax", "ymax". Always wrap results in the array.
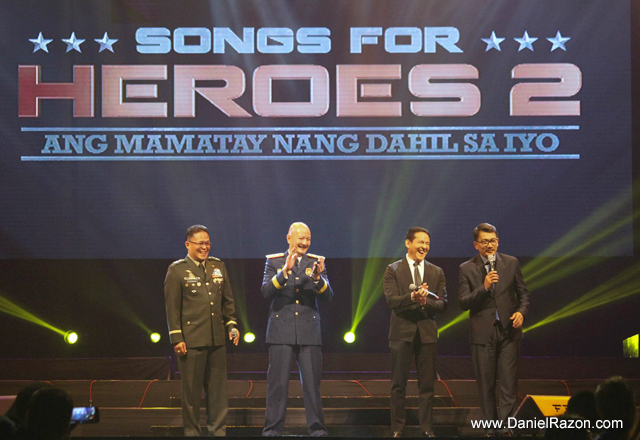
[{"xmin": 409, "ymin": 283, "xmax": 440, "ymax": 300}]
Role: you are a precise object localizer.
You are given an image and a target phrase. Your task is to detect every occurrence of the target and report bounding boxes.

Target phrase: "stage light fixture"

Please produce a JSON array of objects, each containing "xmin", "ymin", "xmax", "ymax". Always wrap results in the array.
[
  {"xmin": 623, "ymin": 334, "xmax": 638, "ymax": 358},
  {"xmin": 150, "ymin": 332, "xmax": 161, "ymax": 343},
  {"xmin": 64, "ymin": 331, "xmax": 78, "ymax": 345},
  {"xmin": 244, "ymin": 332, "xmax": 256, "ymax": 343},
  {"xmin": 344, "ymin": 331, "xmax": 356, "ymax": 344}
]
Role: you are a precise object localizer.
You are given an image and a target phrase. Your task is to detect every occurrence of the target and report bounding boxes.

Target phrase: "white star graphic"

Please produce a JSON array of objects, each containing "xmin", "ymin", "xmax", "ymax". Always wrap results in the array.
[
  {"xmin": 481, "ymin": 31, "xmax": 505, "ymax": 52},
  {"xmin": 94, "ymin": 32, "xmax": 118, "ymax": 53},
  {"xmin": 547, "ymin": 31, "xmax": 570, "ymax": 52},
  {"xmin": 514, "ymin": 31, "xmax": 538, "ymax": 52},
  {"xmin": 62, "ymin": 32, "xmax": 85, "ymax": 53},
  {"xmin": 29, "ymin": 32, "xmax": 53, "ymax": 53}
]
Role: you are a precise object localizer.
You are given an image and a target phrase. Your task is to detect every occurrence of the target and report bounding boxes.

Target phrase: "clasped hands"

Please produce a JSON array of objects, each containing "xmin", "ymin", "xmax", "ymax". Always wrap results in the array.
[
  {"xmin": 411, "ymin": 283, "xmax": 430, "ymax": 306},
  {"xmin": 284, "ymin": 248, "xmax": 324, "ymax": 281}
]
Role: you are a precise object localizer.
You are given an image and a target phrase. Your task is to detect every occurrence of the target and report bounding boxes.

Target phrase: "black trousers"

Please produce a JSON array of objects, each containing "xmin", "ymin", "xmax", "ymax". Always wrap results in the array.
[
  {"xmin": 389, "ymin": 333, "xmax": 437, "ymax": 433},
  {"xmin": 178, "ymin": 345, "xmax": 228, "ymax": 436},
  {"xmin": 471, "ymin": 322, "xmax": 521, "ymax": 433}
]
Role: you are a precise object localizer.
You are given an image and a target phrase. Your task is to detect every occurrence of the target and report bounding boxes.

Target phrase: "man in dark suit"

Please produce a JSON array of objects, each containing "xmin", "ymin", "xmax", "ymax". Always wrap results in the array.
[
  {"xmin": 458, "ymin": 223, "xmax": 530, "ymax": 437},
  {"xmin": 384, "ymin": 227, "xmax": 448, "ymax": 438},
  {"xmin": 261, "ymin": 222, "xmax": 333, "ymax": 437},
  {"xmin": 165, "ymin": 224, "xmax": 240, "ymax": 436}
]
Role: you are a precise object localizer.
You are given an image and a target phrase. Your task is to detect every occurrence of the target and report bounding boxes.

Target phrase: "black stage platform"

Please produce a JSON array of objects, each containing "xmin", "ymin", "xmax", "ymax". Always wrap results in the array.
[{"xmin": 0, "ymin": 355, "xmax": 638, "ymax": 438}]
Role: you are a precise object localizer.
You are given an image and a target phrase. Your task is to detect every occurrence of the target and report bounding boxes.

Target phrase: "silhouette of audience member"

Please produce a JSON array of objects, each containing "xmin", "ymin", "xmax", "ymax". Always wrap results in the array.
[
  {"xmin": 23, "ymin": 387, "xmax": 74, "ymax": 440},
  {"xmin": 594, "ymin": 376, "xmax": 636, "ymax": 440},
  {"xmin": 0, "ymin": 383, "xmax": 53, "ymax": 439},
  {"xmin": 544, "ymin": 414, "xmax": 590, "ymax": 440},
  {"xmin": 567, "ymin": 390, "xmax": 599, "ymax": 435}
]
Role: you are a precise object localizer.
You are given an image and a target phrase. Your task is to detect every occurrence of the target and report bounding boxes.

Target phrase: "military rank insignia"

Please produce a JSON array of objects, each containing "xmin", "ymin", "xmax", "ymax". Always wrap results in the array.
[{"xmin": 305, "ymin": 268, "xmax": 313, "ymax": 276}]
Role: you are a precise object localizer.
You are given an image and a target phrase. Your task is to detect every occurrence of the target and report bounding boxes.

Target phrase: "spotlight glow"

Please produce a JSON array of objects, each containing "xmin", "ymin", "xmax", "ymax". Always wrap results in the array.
[
  {"xmin": 150, "ymin": 332, "xmax": 161, "ymax": 343},
  {"xmin": 525, "ymin": 262, "xmax": 640, "ymax": 333},
  {"xmin": 0, "ymin": 295, "xmax": 66, "ymax": 336},
  {"xmin": 244, "ymin": 332, "xmax": 256, "ymax": 343},
  {"xmin": 438, "ymin": 312, "xmax": 467, "ymax": 334},
  {"xmin": 64, "ymin": 331, "xmax": 78, "ymax": 345},
  {"xmin": 344, "ymin": 331, "xmax": 356, "ymax": 344}
]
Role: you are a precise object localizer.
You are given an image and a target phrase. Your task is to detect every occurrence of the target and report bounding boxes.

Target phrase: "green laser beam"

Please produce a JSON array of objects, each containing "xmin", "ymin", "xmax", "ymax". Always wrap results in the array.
[
  {"xmin": 0, "ymin": 294, "xmax": 66, "ymax": 336},
  {"xmin": 351, "ymin": 166, "xmax": 420, "ymax": 331},
  {"xmin": 438, "ymin": 312, "xmax": 467, "ymax": 334},
  {"xmin": 229, "ymin": 260, "xmax": 249, "ymax": 332},
  {"xmin": 525, "ymin": 236, "xmax": 630, "ymax": 292},
  {"xmin": 351, "ymin": 161, "xmax": 460, "ymax": 332},
  {"xmin": 524, "ymin": 213, "xmax": 636, "ymax": 284},
  {"xmin": 524, "ymin": 261, "xmax": 640, "ymax": 333}
]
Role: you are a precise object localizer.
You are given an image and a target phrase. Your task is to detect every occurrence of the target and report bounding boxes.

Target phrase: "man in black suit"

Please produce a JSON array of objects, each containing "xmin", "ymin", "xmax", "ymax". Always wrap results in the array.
[
  {"xmin": 165, "ymin": 225, "xmax": 240, "ymax": 436},
  {"xmin": 261, "ymin": 222, "xmax": 333, "ymax": 437},
  {"xmin": 384, "ymin": 227, "xmax": 448, "ymax": 438},
  {"xmin": 458, "ymin": 223, "xmax": 530, "ymax": 437}
]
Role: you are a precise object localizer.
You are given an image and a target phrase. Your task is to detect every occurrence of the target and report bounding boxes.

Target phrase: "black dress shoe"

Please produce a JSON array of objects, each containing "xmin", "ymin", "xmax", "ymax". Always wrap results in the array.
[
  {"xmin": 422, "ymin": 431, "xmax": 436, "ymax": 437},
  {"xmin": 392, "ymin": 431, "xmax": 403, "ymax": 437}
]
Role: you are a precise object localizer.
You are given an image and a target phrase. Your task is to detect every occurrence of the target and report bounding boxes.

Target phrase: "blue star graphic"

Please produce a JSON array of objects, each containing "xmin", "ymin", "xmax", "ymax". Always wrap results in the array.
[
  {"xmin": 62, "ymin": 32, "xmax": 85, "ymax": 53},
  {"xmin": 547, "ymin": 31, "xmax": 570, "ymax": 52},
  {"xmin": 29, "ymin": 32, "xmax": 53, "ymax": 53},
  {"xmin": 94, "ymin": 32, "xmax": 118, "ymax": 53},
  {"xmin": 481, "ymin": 31, "xmax": 505, "ymax": 52},
  {"xmin": 514, "ymin": 31, "xmax": 538, "ymax": 52}
]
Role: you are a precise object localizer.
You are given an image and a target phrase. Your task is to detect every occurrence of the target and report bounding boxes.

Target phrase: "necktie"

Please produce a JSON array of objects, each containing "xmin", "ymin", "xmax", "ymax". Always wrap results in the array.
[
  {"xmin": 487, "ymin": 262, "xmax": 501, "ymax": 322},
  {"xmin": 201, "ymin": 262, "xmax": 207, "ymax": 278},
  {"xmin": 413, "ymin": 261, "xmax": 421, "ymax": 286}
]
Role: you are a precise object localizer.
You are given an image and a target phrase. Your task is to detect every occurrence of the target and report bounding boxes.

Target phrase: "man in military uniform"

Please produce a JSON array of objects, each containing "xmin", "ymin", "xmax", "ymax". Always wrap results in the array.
[
  {"xmin": 165, "ymin": 224, "xmax": 240, "ymax": 436},
  {"xmin": 261, "ymin": 222, "xmax": 333, "ymax": 437}
]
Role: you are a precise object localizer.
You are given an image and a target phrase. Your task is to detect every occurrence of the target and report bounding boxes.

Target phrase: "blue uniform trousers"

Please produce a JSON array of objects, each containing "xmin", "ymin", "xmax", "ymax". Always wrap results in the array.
[{"xmin": 262, "ymin": 344, "xmax": 327, "ymax": 437}]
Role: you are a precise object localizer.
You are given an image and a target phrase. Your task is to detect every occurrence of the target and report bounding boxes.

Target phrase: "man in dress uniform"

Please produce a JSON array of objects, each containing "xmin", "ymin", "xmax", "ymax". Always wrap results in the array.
[
  {"xmin": 165, "ymin": 224, "xmax": 240, "ymax": 436},
  {"xmin": 261, "ymin": 222, "xmax": 334, "ymax": 437}
]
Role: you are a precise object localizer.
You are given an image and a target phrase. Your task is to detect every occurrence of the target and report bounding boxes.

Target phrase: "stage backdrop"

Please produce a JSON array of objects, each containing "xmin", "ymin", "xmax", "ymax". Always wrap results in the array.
[
  {"xmin": 0, "ymin": 0, "xmax": 632, "ymax": 259},
  {"xmin": 0, "ymin": 0, "xmax": 637, "ymax": 359}
]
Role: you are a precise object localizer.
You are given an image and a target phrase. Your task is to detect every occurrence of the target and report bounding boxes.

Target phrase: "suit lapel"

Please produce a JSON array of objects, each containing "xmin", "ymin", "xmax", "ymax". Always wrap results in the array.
[
  {"xmin": 472, "ymin": 254, "xmax": 486, "ymax": 284},
  {"xmin": 398, "ymin": 258, "xmax": 414, "ymax": 288}
]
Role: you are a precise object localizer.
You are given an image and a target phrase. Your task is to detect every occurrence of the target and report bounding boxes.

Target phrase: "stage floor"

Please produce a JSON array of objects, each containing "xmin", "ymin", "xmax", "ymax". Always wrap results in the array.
[{"xmin": 0, "ymin": 355, "xmax": 638, "ymax": 437}]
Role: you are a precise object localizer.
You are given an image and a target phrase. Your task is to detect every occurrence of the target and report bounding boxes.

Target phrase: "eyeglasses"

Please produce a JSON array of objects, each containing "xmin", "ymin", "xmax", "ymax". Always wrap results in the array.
[
  {"xmin": 476, "ymin": 239, "xmax": 499, "ymax": 246},
  {"xmin": 189, "ymin": 241, "xmax": 211, "ymax": 248}
]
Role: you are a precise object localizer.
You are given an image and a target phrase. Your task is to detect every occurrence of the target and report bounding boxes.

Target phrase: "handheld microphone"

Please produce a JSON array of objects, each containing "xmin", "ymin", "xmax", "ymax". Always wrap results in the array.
[
  {"xmin": 310, "ymin": 262, "xmax": 320, "ymax": 279},
  {"xmin": 409, "ymin": 284, "xmax": 440, "ymax": 300},
  {"xmin": 231, "ymin": 328, "xmax": 238, "ymax": 338},
  {"xmin": 487, "ymin": 254, "xmax": 497, "ymax": 292},
  {"xmin": 488, "ymin": 254, "xmax": 496, "ymax": 272}
]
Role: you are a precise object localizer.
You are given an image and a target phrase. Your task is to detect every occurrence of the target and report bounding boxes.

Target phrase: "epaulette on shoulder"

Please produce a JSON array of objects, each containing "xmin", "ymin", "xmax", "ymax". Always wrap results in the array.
[
  {"xmin": 208, "ymin": 256, "xmax": 221, "ymax": 262},
  {"xmin": 266, "ymin": 252, "xmax": 285, "ymax": 259},
  {"xmin": 170, "ymin": 258, "xmax": 186, "ymax": 266},
  {"xmin": 307, "ymin": 253, "xmax": 323, "ymax": 259}
]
